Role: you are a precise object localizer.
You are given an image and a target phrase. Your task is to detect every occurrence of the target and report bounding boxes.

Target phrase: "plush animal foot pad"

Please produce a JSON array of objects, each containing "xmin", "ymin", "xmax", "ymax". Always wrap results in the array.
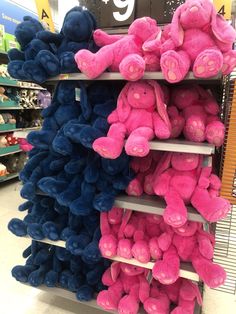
[
  {"xmin": 7, "ymin": 61, "xmax": 26, "ymax": 80},
  {"xmin": 75, "ymin": 50, "xmax": 98, "ymax": 79},
  {"xmin": 195, "ymin": 262, "xmax": 226, "ymax": 288},
  {"xmin": 93, "ymin": 138, "xmax": 122, "ymax": 159},
  {"xmin": 97, "ymin": 290, "xmax": 118, "ymax": 311},
  {"xmin": 164, "ymin": 208, "xmax": 187, "ymax": 228},
  {"xmin": 161, "ymin": 51, "xmax": 188, "ymax": 83},
  {"xmin": 37, "ymin": 51, "xmax": 60, "ymax": 76},
  {"xmin": 153, "ymin": 260, "xmax": 180, "ymax": 285},
  {"xmin": 119, "ymin": 54, "xmax": 145, "ymax": 81},
  {"xmin": 205, "ymin": 122, "xmax": 225, "ymax": 147},
  {"xmin": 222, "ymin": 50, "xmax": 236, "ymax": 75},
  {"xmin": 202, "ymin": 199, "xmax": 231, "ymax": 222},
  {"xmin": 125, "ymin": 138, "xmax": 150, "ymax": 157},
  {"xmin": 144, "ymin": 298, "xmax": 169, "ymax": 314},
  {"xmin": 184, "ymin": 116, "xmax": 205, "ymax": 142},
  {"xmin": 27, "ymin": 224, "xmax": 44, "ymax": 240},
  {"xmin": 126, "ymin": 179, "xmax": 143, "ymax": 196},
  {"xmin": 99, "ymin": 235, "xmax": 117, "ymax": 257},
  {"xmin": 193, "ymin": 49, "xmax": 223, "ymax": 78},
  {"xmin": 42, "ymin": 225, "xmax": 60, "ymax": 241},
  {"xmin": 8, "ymin": 218, "xmax": 27, "ymax": 236}
]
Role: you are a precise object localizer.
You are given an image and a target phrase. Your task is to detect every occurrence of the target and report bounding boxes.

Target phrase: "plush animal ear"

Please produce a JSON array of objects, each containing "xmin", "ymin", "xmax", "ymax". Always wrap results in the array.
[
  {"xmin": 100, "ymin": 212, "xmax": 111, "ymax": 235},
  {"xmin": 153, "ymin": 152, "xmax": 172, "ymax": 177},
  {"xmin": 83, "ymin": 10, "xmax": 97, "ymax": 30},
  {"xmin": 211, "ymin": 7, "xmax": 236, "ymax": 44},
  {"xmin": 118, "ymin": 209, "xmax": 132, "ymax": 239},
  {"xmin": 117, "ymin": 83, "xmax": 132, "ymax": 122},
  {"xmin": 148, "ymin": 80, "xmax": 171, "ymax": 132},
  {"xmin": 171, "ymin": 6, "xmax": 184, "ymax": 46},
  {"xmin": 111, "ymin": 262, "xmax": 120, "ymax": 281}
]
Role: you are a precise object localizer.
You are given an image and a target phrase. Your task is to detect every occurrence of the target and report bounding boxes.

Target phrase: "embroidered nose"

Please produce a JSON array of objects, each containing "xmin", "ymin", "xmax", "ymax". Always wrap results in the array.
[
  {"xmin": 189, "ymin": 6, "xmax": 199, "ymax": 12},
  {"xmin": 134, "ymin": 93, "xmax": 140, "ymax": 99}
]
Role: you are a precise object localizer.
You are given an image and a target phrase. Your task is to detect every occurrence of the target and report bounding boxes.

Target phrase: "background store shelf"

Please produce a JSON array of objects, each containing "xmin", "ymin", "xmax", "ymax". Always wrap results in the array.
[
  {"xmin": 0, "ymin": 126, "xmax": 41, "ymax": 133},
  {"xmin": 46, "ymin": 72, "xmax": 222, "ymax": 82},
  {"xmin": 0, "ymin": 76, "xmax": 46, "ymax": 90},
  {"xmin": 114, "ymin": 194, "xmax": 206, "ymax": 223},
  {"xmin": 0, "ymin": 172, "xmax": 19, "ymax": 182},
  {"xmin": 0, "ymin": 106, "xmax": 42, "ymax": 110}
]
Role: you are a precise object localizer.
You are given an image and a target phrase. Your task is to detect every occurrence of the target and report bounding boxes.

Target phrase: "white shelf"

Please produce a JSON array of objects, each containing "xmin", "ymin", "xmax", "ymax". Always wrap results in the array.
[
  {"xmin": 149, "ymin": 139, "xmax": 215, "ymax": 155},
  {"xmin": 21, "ymin": 236, "xmax": 199, "ymax": 282},
  {"xmin": 109, "ymin": 256, "xmax": 199, "ymax": 282},
  {"xmin": 46, "ymin": 72, "xmax": 222, "ymax": 82},
  {"xmin": 114, "ymin": 194, "xmax": 206, "ymax": 223}
]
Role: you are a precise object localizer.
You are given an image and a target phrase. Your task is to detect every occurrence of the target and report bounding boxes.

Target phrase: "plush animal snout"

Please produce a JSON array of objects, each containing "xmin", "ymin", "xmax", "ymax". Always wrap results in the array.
[{"xmin": 189, "ymin": 6, "xmax": 199, "ymax": 13}]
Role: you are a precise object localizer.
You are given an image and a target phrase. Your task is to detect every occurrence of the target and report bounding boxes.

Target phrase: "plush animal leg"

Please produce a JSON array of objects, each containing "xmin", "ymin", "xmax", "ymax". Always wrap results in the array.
[
  {"xmin": 184, "ymin": 115, "xmax": 206, "ymax": 142},
  {"xmin": 144, "ymin": 292, "xmax": 170, "ymax": 314},
  {"xmin": 160, "ymin": 50, "xmax": 190, "ymax": 83},
  {"xmin": 126, "ymin": 173, "xmax": 144, "ymax": 196},
  {"xmin": 193, "ymin": 49, "xmax": 223, "ymax": 78},
  {"xmin": 93, "ymin": 123, "xmax": 126, "ymax": 159},
  {"xmin": 191, "ymin": 186, "xmax": 230, "ymax": 222},
  {"xmin": 97, "ymin": 281, "xmax": 123, "ymax": 311},
  {"xmin": 125, "ymin": 127, "xmax": 154, "ymax": 157},
  {"xmin": 132, "ymin": 240, "xmax": 151, "ymax": 263},
  {"xmin": 163, "ymin": 190, "xmax": 188, "ymax": 228},
  {"xmin": 118, "ymin": 284, "xmax": 140, "ymax": 314},
  {"xmin": 222, "ymin": 50, "xmax": 236, "ymax": 75},
  {"xmin": 119, "ymin": 54, "xmax": 146, "ymax": 81},
  {"xmin": 118, "ymin": 239, "xmax": 133, "ymax": 259},
  {"xmin": 205, "ymin": 120, "xmax": 225, "ymax": 147},
  {"xmin": 153, "ymin": 112, "xmax": 171, "ymax": 139},
  {"xmin": 152, "ymin": 246, "xmax": 180, "ymax": 285},
  {"xmin": 93, "ymin": 29, "xmax": 124, "ymax": 46},
  {"xmin": 168, "ymin": 106, "xmax": 185, "ymax": 139},
  {"xmin": 99, "ymin": 212, "xmax": 118, "ymax": 258},
  {"xmin": 75, "ymin": 48, "xmax": 114, "ymax": 79},
  {"xmin": 192, "ymin": 252, "xmax": 226, "ymax": 288}
]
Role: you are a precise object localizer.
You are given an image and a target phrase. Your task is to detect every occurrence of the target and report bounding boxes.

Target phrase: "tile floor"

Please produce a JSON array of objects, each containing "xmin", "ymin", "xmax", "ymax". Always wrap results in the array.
[{"xmin": 0, "ymin": 180, "xmax": 104, "ymax": 314}]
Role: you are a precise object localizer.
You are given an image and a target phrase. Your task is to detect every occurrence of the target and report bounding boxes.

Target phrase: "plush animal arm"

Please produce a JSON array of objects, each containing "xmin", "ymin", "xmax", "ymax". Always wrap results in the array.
[{"xmin": 93, "ymin": 29, "xmax": 125, "ymax": 47}]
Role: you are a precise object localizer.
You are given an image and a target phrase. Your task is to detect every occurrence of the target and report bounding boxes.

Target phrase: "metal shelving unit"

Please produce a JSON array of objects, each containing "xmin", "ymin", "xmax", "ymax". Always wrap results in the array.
[
  {"xmin": 0, "ymin": 172, "xmax": 19, "ymax": 182},
  {"xmin": 0, "ymin": 149, "xmax": 22, "ymax": 157},
  {"xmin": 0, "ymin": 126, "xmax": 41, "ymax": 134},
  {"xmin": 0, "ymin": 107, "xmax": 42, "ymax": 110}
]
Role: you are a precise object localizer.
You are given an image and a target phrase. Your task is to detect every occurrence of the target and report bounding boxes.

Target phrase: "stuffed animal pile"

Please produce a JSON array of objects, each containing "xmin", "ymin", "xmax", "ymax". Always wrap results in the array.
[
  {"xmin": 7, "ymin": 7, "xmax": 98, "ymax": 83},
  {"xmin": 8, "ymin": 2, "xmax": 232, "ymax": 313},
  {"xmin": 75, "ymin": 0, "xmax": 236, "ymax": 82}
]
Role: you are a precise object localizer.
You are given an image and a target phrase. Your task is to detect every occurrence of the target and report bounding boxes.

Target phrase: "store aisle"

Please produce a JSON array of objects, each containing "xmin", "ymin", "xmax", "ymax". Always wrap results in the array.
[{"xmin": 0, "ymin": 181, "xmax": 104, "ymax": 314}]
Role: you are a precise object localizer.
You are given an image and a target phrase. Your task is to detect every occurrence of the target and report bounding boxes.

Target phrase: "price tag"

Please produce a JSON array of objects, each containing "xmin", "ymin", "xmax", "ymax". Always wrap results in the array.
[
  {"xmin": 75, "ymin": 88, "xmax": 81, "ymax": 101},
  {"xmin": 213, "ymin": 0, "xmax": 232, "ymax": 20},
  {"xmin": 59, "ymin": 74, "xmax": 69, "ymax": 80}
]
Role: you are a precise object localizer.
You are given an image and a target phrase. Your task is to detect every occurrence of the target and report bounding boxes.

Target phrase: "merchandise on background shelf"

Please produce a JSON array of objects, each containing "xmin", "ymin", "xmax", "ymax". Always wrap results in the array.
[
  {"xmin": 18, "ymin": 138, "xmax": 33, "ymax": 152},
  {"xmin": 37, "ymin": 90, "xmax": 51, "ymax": 108},
  {"xmin": 2, "ymin": 152, "xmax": 27, "ymax": 174},
  {"xmin": 0, "ymin": 86, "xmax": 9, "ymax": 102},
  {"xmin": 0, "ymin": 162, "xmax": 7, "ymax": 176},
  {"xmin": 75, "ymin": 17, "xmax": 161, "ymax": 81},
  {"xmin": 18, "ymin": 89, "xmax": 38, "ymax": 109},
  {"xmin": 7, "ymin": 7, "xmax": 97, "ymax": 83}
]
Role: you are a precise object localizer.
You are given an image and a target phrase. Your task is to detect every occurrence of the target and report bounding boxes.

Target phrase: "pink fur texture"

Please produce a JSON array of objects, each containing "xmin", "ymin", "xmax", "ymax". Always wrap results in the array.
[
  {"xmin": 97, "ymin": 262, "xmax": 149, "ymax": 313},
  {"xmin": 158, "ymin": 0, "xmax": 236, "ymax": 82},
  {"xmin": 93, "ymin": 81, "xmax": 171, "ymax": 159},
  {"xmin": 169, "ymin": 85, "xmax": 225, "ymax": 146},
  {"xmin": 99, "ymin": 207, "xmax": 226, "ymax": 289},
  {"xmin": 75, "ymin": 17, "xmax": 161, "ymax": 80}
]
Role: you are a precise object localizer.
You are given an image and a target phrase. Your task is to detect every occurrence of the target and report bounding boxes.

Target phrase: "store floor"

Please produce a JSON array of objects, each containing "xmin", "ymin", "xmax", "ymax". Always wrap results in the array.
[{"xmin": 0, "ymin": 181, "xmax": 104, "ymax": 314}]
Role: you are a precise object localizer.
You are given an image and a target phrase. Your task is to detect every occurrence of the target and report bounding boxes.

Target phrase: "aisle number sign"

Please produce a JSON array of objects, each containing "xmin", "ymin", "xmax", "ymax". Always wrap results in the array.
[
  {"xmin": 35, "ymin": 0, "xmax": 55, "ymax": 32},
  {"xmin": 102, "ymin": 0, "xmax": 135, "ymax": 22},
  {"xmin": 213, "ymin": 0, "xmax": 232, "ymax": 20}
]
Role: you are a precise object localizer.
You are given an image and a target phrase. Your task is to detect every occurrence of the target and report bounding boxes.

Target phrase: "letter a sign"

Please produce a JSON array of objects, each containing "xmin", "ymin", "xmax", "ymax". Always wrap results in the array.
[{"xmin": 35, "ymin": 0, "xmax": 55, "ymax": 32}]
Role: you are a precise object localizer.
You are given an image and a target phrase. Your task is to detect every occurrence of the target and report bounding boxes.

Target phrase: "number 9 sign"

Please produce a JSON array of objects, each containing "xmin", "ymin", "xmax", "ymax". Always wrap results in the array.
[{"xmin": 113, "ymin": 0, "xmax": 135, "ymax": 21}]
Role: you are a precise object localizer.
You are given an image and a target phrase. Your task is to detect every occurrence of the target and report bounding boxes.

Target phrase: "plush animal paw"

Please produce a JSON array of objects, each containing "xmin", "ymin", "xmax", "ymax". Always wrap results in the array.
[
  {"xmin": 119, "ymin": 54, "xmax": 145, "ymax": 81},
  {"xmin": 125, "ymin": 136, "xmax": 150, "ymax": 157},
  {"xmin": 93, "ymin": 137, "xmax": 123, "ymax": 159},
  {"xmin": 161, "ymin": 51, "xmax": 190, "ymax": 83},
  {"xmin": 7, "ymin": 61, "xmax": 27, "ymax": 80},
  {"xmin": 132, "ymin": 240, "xmax": 151, "ymax": 263},
  {"xmin": 117, "ymin": 239, "xmax": 133, "ymax": 259},
  {"xmin": 184, "ymin": 116, "xmax": 206, "ymax": 142},
  {"xmin": 193, "ymin": 49, "xmax": 223, "ymax": 78},
  {"xmin": 144, "ymin": 295, "xmax": 170, "ymax": 314},
  {"xmin": 222, "ymin": 50, "xmax": 236, "ymax": 75},
  {"xmin": 97, "ymin": 290, "xmax": 119, "ymax": 311},
  {"xmin": 126, "ymin": 178, "xmax": 143, "ymax": 196},
  {"xmin": 23, "ymin": 60, "xmax": 47, "ymax": 84},
  {"xmin": 118, "ymin": 295, "xmax": 140, "ymax": 314},
  {"xmin": 36, "ymin": 50, "xmax": 60, "ymax": 76},
  {"xmin": 8, "ymin": 218, "xmax": 27, "ymax": 237},
  {"xmin": 152, "ymin": 258, "xmax": 180, "ymax": 285},
  {"xmin": 75, "ymin": 49, "xmax": 99, "ymax": 79},
  {"xmin": 42, "ymin": 222, "xmax": 60, "ymax": 241},
  {"xmin": 27, "ymin": 223, "xmax": 45, "ymax": 240},
  {"xmin": 163, "ymin": 205, "xmax": 187, "ymax": 228},
  {"xmin": 99, "ymin": 235, "xmax": 117, "ymax": 257},
  {"xmin": 205, "ymin": 121, "xmax": 225, "ymax": 147}
]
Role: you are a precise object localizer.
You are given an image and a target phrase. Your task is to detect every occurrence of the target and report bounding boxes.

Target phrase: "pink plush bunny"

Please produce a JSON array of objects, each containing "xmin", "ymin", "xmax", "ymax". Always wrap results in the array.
[
  {"xmin": 93, "ymin": 81, "xmax": 171, "ymax": 159},
  {"xmin": 152, "ymin": 152, "xmax": 230, "ymax": 227},
  {"xmin": 18, "ymin": 138, "xmax": 33, "ymax": 152},
  {"xmin": 157, "ymin": 0, "xmax": 236, "ymax": 82},
  {"xmin": 75, "ymin": 17, "xmax": 161, "ymax": 81},
  {"xmin": 169, "ymin": 85, "xmax": 225, "ymax": 146},
  {"xmin": 144, "ymin": 278, "xmax": 202, "ymax": 314},
  {"xmin": 152, "ymin": 221, "xmax": 226, "ymax": 288},
  {"xmin": 97, "ymin": 262, "xmax": 150, "ymax": 313}
]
